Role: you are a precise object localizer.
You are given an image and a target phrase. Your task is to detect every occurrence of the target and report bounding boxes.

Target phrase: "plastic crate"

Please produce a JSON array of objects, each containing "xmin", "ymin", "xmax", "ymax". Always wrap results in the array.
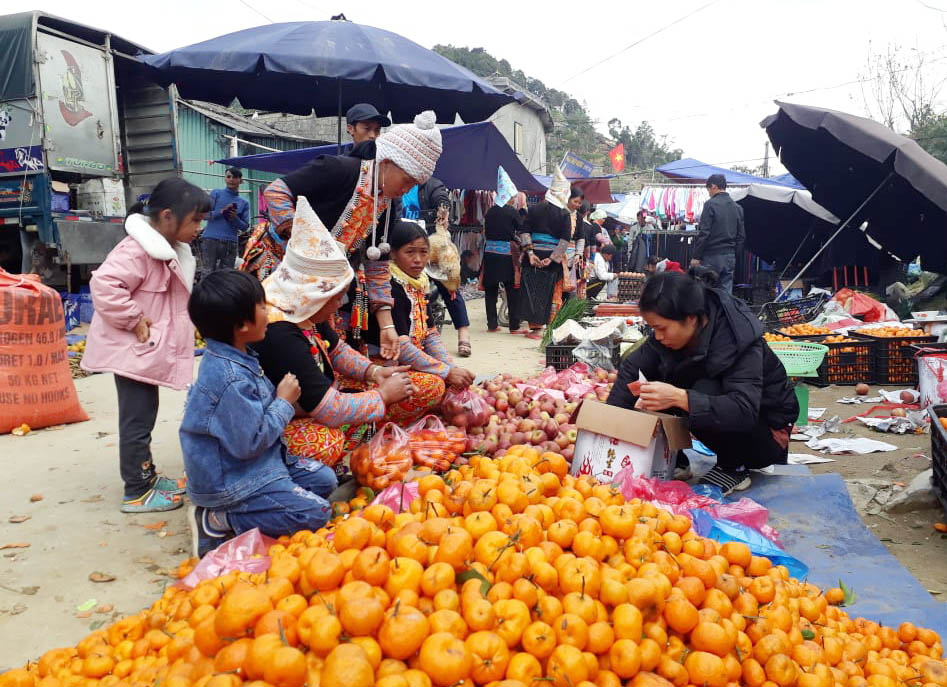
[
  {"xmin": 760, "ymin": 294, "xmax": 827, "ymax": 328},
  {"xmin": 545, "ymin": 341, "xmax": 621, "ymax": 372},
  {"xmin": 861, "ymin": 333, "xmax": 936, "ymax": 385},
  {"xmin": 801, "ymin": 336, "xmax": 874, "ymax": 386},
  {"xmin": 927, "ymin": 405, "xmax": 947, "ymax": 515},
  {"xmin": 617, "ymin": 275, "xmax": 645, "ymax": 302}
]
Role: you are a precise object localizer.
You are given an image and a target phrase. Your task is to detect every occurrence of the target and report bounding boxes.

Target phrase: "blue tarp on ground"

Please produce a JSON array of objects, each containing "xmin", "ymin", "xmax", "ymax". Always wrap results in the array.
[
  {"xmin": 217, "ymin": 121, "xmax": 546, "ymax": 193},
  {"xmin": 657, "ymin": 157, "xmax": 805, "ymax": 189},
  {"xmin": 744, "ymin": 468, "xmax": 947, "ymax": 636}
]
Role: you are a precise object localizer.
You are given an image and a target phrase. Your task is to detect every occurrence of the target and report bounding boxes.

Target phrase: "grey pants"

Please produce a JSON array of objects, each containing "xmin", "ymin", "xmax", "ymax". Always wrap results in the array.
[
  {"xmin": 200, "ymin": 238, "xmax": 238, "ymax": 277},
  {"xmin": 115, "ymin": 375, "xmax": 159, "ymax": 499},
  {"xmin": 702, "ymin": 253, "xmax": 736, "ymax": 294}
]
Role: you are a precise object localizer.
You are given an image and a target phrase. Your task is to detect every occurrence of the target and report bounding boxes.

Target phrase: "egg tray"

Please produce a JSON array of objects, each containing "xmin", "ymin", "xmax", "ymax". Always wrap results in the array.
[{"xmin": 617, "ymin": 275, "xmax": 645, "ymax": 302}]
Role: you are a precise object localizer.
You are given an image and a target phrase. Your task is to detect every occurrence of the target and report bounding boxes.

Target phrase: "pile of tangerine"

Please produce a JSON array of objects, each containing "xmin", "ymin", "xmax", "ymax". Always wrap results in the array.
[{"xmin": 3, "ymin": 445, "xmax": 946, "ymax": 687}]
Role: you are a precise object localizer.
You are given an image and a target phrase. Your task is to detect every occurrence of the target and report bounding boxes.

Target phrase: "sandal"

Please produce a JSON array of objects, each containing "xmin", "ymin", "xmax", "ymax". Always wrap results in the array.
[
  {"xmin": 458, "ymin": 341, "xmax": 472, "ymax": 357},
  {"xmin": 121, "ymin": 488, "xmax": 184, "ymax": 514},
  {"xmin": 524, "ymin": 330, "xmax": 543, "ymax": 340},
  {"xmin": 154, "ymin": 475, "xmax": 187, "ymax": 495}
]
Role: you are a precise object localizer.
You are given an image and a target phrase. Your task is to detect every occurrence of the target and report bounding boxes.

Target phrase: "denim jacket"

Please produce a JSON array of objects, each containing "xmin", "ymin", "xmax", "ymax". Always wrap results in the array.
[{"xmin": 180, "ymin": 339, "xmax": 295, "ymax": 508}]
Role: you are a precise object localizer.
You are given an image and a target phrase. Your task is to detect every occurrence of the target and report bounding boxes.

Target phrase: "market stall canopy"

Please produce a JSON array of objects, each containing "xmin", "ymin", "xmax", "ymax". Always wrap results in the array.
[
  {"xmin": 217, "ymin": 121, "xmax": 547, "ymax": 193},
  {"xmin": 656, "ymin": 157, "xmax": 805, "ymax": 189},
  {"xmin": 730, "ymin": 184, "xmax": 839, "ymax": 266},
  {"xmin": 763, "ymin": 101, "xmax": 947, "ymax": 274},
  {"xmin": 138, "ymin": 19, "xmax": 512, "ymax": 122},
  {"xmin": 533, "ymin": 175, "xmax": 616, "ymax": 204}
]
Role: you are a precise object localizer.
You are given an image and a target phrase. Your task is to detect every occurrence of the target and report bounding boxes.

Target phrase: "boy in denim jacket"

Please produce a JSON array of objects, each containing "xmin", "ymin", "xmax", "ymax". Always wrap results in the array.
[{"xmin": 179, "ymin": 270, "xmax": 337, "ymax": 556}]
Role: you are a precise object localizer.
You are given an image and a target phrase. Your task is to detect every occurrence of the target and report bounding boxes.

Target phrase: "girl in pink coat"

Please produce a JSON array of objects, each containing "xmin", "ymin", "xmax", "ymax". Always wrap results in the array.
[{"xmin": 82, "ymin": 178, "xmax": 210, "ymax": 513}]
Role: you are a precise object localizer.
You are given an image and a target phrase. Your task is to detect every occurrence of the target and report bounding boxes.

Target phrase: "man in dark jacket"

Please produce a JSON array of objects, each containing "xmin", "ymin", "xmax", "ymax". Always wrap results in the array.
[
  {"xmin": 607, "ymin": 272, "xmax": 798, "ymax": 494},
  {"xmin": 692, "ymin": 173, "xmax": 744, "ymax": 293}
]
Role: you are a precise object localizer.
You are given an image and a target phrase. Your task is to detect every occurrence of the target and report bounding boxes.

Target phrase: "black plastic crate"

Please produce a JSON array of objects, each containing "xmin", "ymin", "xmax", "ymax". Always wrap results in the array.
[
  {"xmin": 801, "ymin": 336, "xmax": 875, "ymax": 386},
  {"xmin": 545, "ymin": 341, "xmax": 621, "ymax": 372},
  {"xmin": 927, "ymin": 405, "xmax": 947, "ymax": 515},
  {"xmin": 861, "ymin": 333, "xmax": 936, "ymax": 385},
  {"xmin": 760, "ymin": 294, "xmax": 828, "ymax": 328},
  {"xmin": 617, "ymin": 275, "xmax": 645, "ymax": 302}
]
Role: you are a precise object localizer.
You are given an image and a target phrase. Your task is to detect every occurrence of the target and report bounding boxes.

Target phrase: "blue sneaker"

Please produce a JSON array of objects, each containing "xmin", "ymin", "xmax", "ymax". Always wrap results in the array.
[
  {"xmin": 121, "ymin": 488, "xmax": 183, "ymax": 513},
  {"xmin": 154, "ymin": 475, "xmax": 187, "ymax": 495},
  {"xmin": 187, "ymin": 505, "xmax": 229, "ymax": 557}
]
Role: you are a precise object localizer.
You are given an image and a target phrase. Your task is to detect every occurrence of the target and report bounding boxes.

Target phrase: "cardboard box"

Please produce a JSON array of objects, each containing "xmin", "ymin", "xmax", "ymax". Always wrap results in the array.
[{"xmin": 570, "ymin": 400, "xmax": 691, "ymax": 483}]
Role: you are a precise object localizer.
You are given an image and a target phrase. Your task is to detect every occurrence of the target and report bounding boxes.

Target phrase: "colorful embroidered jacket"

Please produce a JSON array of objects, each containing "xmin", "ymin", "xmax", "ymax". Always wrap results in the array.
[{"xmin": 268, "ymin": 156, "xmax": 397, "ymax": 311}]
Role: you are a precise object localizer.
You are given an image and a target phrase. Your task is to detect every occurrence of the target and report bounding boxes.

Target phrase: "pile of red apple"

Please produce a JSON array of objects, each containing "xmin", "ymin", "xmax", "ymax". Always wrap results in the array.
[{"xmin": 448, "ymin": 364, "xmax": 618, "ymax": 462}]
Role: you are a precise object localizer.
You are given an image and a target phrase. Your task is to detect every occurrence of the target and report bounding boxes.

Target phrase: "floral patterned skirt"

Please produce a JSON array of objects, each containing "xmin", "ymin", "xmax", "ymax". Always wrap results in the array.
[
  {"xmin": 341, "ymin": 370, "xmax": 446, "ymax": 426},
  {"xmin": 283, "ymin": 419, "xmax": 373, "ymax": 478}
]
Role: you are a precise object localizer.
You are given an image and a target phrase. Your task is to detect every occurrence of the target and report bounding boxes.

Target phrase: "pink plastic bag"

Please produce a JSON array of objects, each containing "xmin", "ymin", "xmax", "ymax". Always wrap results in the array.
[
  {"xmin": 613, "ymin": 468, "xmax": 781, "ymax": 545},
  {"xmin": 371, "ymin": 481, "xmax": 420, "ymax": 514},
  {"xmin": 177, "ymin": 528, "xmax": 275, "ymax": 589}
]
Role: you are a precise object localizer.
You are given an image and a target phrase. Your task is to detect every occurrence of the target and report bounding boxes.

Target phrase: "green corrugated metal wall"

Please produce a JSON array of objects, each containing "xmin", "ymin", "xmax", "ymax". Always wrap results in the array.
[{"xmin": 176, "ymin": 105, "xmax": 314, "ymax": 224}]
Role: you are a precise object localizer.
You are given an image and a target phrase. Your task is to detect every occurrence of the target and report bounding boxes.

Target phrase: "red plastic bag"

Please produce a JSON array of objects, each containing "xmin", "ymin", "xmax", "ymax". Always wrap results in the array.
[
  {"xmin": 407, "ymin": 415, "xmax": 466, "ymax": 471},
  {"xmin": 177, "ymin": 528, "xmax": 275, "ymax": 588},
  {"xmin": 441, "ymin": 388, "xmax": 492, "ymax": 428},
  {"xmin": 834, "ymin": 288, "xmax": 888, "ymax": 323},
  {"xmin": 350, "ymin": 422, "xmax": 413, "ymax": 490}
]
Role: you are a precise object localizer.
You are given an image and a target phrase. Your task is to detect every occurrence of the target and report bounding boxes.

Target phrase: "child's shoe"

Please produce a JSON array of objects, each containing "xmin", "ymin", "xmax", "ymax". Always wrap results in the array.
[
  {"xmin": 120, "ymin": 488, "xmax": 183, "ymax": 513},
  {"xmin": 187, "ymin": 505, "xmax": 230, "ymax": 557}
]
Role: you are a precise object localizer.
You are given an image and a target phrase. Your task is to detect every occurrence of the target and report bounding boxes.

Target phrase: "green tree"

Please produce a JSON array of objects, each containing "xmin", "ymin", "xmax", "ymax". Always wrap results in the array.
[
  {"xmin": 434, "ymin": 44, "xmax": 682, "ymax": 175},
  {"xmin": 910, "ymin": 110, "xmax": 947, "ymax": 164},
  {"xmin": 607, "ymin": 119, "xmax": 683, "ymax": 172}
]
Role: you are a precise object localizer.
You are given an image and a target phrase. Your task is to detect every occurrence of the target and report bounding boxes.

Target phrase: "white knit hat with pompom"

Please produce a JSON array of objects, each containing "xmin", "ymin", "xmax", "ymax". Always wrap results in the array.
[{"xmin": 375, "ymin": 110, "xmax": 443, "ymax": 184}]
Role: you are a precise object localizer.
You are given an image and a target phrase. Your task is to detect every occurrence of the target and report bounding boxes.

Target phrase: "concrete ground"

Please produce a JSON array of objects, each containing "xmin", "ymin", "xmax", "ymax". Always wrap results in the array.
[{"xmin": 1, "ymin": 301, "xmax": 945, "ymax": 669}]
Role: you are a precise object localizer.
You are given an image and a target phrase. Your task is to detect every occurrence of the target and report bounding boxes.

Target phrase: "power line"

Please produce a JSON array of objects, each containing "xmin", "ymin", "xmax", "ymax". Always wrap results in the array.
[
  {"xmin": 564, "ymin": 0, "xmax": 722, "ymax": 82},
  {"xmin": 238, "ymin": 0, "xmax": 275, "ymax": 23}
]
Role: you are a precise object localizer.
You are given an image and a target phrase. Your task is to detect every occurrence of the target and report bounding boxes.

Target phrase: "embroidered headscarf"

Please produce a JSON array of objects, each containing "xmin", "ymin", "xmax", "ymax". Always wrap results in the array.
[{"xmin": 264, "ymin": 197, "xmax": 354, "ymax": 323}]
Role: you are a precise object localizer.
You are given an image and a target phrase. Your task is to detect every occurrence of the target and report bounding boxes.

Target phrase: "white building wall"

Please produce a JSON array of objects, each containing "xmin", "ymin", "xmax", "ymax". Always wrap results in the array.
[{"xmin": 488, "ymin": 103, "xmax": 547, "ymax": 175}]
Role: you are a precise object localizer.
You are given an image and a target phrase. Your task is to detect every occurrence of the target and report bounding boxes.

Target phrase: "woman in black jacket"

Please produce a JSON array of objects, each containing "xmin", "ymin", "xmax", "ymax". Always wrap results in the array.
[{"xmin": 606, "ymin": 269, "xmax": 798, "ymax": 494}]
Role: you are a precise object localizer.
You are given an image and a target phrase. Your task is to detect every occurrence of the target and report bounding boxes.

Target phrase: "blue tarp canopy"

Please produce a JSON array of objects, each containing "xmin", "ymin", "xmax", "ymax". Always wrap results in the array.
[
  {"xmin": 656, "ymin": 157, "xmax": 805, "ymax": 189},
  {"xmin": 217, "ymin": 122, "xmax": 547, "ymax": 193},
  {"xmin": 140, "ymin": 20, "xmax": 511, "ymax": 122}
]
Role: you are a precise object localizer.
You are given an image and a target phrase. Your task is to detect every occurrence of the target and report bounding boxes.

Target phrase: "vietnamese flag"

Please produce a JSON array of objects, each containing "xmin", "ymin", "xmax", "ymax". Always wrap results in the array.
[{"xmin": 609, "ymin": 143, "xmax": 625, "ymax": 172}]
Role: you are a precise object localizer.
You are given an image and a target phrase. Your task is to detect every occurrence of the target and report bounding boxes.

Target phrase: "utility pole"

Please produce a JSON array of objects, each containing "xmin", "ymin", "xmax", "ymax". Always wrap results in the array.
[{"xmin": 762, "ymin": 141, "xmax": 770, "ymax": 178}]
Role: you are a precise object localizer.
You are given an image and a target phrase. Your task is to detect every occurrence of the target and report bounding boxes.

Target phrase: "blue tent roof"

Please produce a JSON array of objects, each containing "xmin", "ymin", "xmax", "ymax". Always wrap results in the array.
[
  {"xmin": 217, "ymin": 122, "xmax": 546, "ymax": 193},
  {"xmin": 656, "ymin": 157, "xmax": 804, "ymax": 189}
]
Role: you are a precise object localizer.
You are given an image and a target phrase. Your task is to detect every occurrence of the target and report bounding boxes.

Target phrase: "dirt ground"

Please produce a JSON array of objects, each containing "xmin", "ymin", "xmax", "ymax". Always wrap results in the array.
[{"xmin": 1, "ymin": 303, "xmax": 945, "ymax": 669}]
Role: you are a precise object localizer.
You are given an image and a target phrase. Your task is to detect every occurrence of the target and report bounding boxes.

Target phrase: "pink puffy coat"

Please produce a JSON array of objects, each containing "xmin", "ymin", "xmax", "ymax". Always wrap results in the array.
[{"xmin": 81, "ymin": 214, "xmax": 196, "ymax": 390}]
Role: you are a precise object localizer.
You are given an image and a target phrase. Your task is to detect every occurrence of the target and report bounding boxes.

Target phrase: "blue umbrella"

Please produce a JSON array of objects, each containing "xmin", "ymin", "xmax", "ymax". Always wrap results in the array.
[
  {"xmin": 216, "ymin": 122, "xmax": 548, "ymax": 193},
  {"xmin": 139, "ymin": 17, "xmax": 513, "ymax": 124}
]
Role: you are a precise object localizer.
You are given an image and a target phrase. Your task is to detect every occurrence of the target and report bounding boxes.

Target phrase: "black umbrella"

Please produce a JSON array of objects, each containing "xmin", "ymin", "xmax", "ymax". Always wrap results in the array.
[
  {"xmin": 761, "ymin": 101, "xmax": 947, "ymax": 284},
  {"xmin": 730, "ymin": 183, "xmax": 839, "ymax": 269},
  {"xmin": 139, "ymin": 18, "xmax": 513, "ymax": 125}
]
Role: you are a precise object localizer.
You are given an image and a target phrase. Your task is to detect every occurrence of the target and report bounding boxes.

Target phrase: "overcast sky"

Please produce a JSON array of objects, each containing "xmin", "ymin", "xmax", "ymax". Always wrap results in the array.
[{"xmin": 8, "ymin": 0, "xmax": 947, "ymax": 175}]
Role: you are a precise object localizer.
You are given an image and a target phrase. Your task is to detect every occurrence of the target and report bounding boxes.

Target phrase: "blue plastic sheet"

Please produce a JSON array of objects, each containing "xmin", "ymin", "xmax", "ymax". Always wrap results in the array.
[
  {"xmin": 744, "ymin": 471, "xmax": 947, "ymax": 637},
  {"xmin": 691, "ymin": 510, "xmax": 809, "ymax": 580}
]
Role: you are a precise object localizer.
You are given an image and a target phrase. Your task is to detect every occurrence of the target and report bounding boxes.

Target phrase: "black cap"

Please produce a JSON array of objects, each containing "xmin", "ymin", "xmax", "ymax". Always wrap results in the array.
[{"xmin": 345, "ymin": 104, "xmax": 391, "ymax": 127}]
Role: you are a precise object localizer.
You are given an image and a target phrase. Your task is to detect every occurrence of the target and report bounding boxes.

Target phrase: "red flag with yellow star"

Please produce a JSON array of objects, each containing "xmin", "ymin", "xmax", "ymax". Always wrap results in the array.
[{"xmin": 609, "ymin": 143, "xmax": 625, "ymax": 172}]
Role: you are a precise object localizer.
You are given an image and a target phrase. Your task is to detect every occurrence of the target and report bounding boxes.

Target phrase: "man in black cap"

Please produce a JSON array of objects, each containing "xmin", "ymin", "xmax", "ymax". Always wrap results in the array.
[
  {"xmin": 692, "ymin": 173, "xmax": 744, "ymax": 293},
  {"xmin": 345, "ymin": 103, "xmax": 391, "ymax": 152}
]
